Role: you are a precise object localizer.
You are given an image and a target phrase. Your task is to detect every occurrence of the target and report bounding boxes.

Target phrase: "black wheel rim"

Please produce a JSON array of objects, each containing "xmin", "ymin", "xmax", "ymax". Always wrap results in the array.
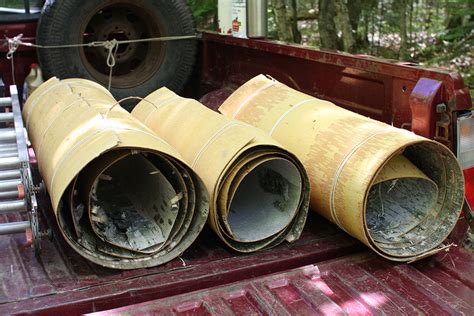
[{"xmin": 79, "ymin": 2, "xmax": 166, "ymax": 89}]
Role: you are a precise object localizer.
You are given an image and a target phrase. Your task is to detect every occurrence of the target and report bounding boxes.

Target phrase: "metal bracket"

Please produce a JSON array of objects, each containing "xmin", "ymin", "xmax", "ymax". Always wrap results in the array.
[
  {"xmin": 32, "ymin": 180, "xmax": 45, "ymax": 194},
  {"xmin": 409, "ymin": 78, "xmax": 443, "ymax": 139},
  {"xmin": 435, "ymin": 111, "xmax": 450, "ymax": 144}
]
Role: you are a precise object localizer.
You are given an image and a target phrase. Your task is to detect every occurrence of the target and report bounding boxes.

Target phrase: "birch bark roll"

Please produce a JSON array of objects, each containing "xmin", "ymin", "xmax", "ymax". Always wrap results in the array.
[
  {"xmin": 132, "ymin": 87, "xmax": 310, "ymax": 252},
  {"xmin": 23, "ymin": 78, "xmax": 209, "ymax": 269},
  {"xmin": 219, "ymin": 74, "xmax": 464, "ymax": 262}
]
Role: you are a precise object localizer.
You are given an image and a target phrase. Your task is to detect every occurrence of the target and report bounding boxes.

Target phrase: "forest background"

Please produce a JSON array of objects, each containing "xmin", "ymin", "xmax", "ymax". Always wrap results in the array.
[
  {"xmin": 0, "ymin": 0, "xmax": 471, "ymax": 96},
  {"xmin": 189, "ymin": 0, "xmax": 474, "ymax": 97}
]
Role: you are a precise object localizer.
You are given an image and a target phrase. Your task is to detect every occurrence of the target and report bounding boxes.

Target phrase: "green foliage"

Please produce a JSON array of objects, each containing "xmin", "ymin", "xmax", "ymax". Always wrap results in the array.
[
  {"xmin": 187, "ymin": 0, "xmax": 217, "ymax": 30},
  {"xmin": 443, "ymin": 0, "xmax": 474, "ymax": 39},
  {"xmin": 415, "ymin": 0, "xmax": 474, "ymax": 94}
]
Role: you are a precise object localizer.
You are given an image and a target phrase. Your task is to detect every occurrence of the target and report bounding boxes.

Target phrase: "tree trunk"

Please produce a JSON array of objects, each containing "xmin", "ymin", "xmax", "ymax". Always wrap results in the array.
[
  {"xmin": 408, "ymin": 0, "xmax": 413, "ymax": 45},
  {"xmin": 347, "ymin": 0, "xmax": 361, "ymax": 32},
  {"xmin": 271, "ymin": 0, "xmax": 293, "ymax": 42},
  {"xmin": 347, "ymin": 0, "xmax": 364, "ymax": 50},
  {"xmin": 399, "ymin": 0, "xmax": 408, "ymax": 60},
  {"xmin": 334, "ymin": 0, "xmax": 356, "ymax": 52},
  {"xmin": 363, "ymin": 10, "xmax": 369, "ymax": 48},
  {"xmin": 370, "ymin": 5, "xmax": 375, "ymax": 54},
  {"xmin": 318, "ymin": 0, "xmax": 339, "ymax": 50},
  {"xmin": 377, "ymin": 0, "xmax": 383, "ymax": 54},
  {"xmin": 290, "ymin": 0, "xmax": 302, "ymax": 43}
]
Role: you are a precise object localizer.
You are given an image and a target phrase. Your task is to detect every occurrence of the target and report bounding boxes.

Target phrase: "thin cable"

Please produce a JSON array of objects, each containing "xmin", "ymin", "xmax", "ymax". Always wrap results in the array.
[
  {"xmin": 5, "ymin": 33, "xmax": 199, "ymax": 91},
  {"xmin": 6, "ymin": 33, "xmax": 197, "ymax": 52}
]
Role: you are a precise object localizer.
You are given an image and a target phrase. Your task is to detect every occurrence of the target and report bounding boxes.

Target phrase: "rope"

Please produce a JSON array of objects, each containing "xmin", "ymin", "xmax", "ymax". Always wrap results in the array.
[
  {"xmin": 5, "ymin": 33, "xmax": 198, "ymax": 51},
  {"xmin": 9, "ymin": 53, "xmax": 16, "ymax": 85},
  {"xmin": 106, "ymin": 39, "xmax": 119, "ymax": 91},
  {"xmin": 4, "ymin": 33, "xmax": 199, "ymax": 91},
  {"xmin": 6, "ymin": 34, "xmax": 22, "ymax": 60},
  {"xmin": 5, "ymin": 34, "xmax": 23, "ymax": 85}
]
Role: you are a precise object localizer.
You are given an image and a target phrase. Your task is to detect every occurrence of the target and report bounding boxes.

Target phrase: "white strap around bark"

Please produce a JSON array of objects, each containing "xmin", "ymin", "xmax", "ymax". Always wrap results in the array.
[
  {"xmin": 232, "ymin": 81, "xmax": 276, "ymax": 119},
  {"xmin": 269, "ymin": 98, "xmax": 314, "ymax": 136}
]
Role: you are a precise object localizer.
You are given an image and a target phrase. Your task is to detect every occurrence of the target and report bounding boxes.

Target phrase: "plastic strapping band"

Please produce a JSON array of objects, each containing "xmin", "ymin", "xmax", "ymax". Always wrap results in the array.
[
  {"xmin": 36, "ymin": 98, "xmax": 85, "ymax": 157},
  {"xmin": 25, "ymin": 81, "xmax": 64, "ymax": 128},
  {"xmin": 232, "ymin": 81, "xmax": 276, "ymax": 119},
  {"xmin": 143, "ymin": 95, "xmax": 181, "ymax": 125},
  {"xmin": 49, "ymin": 128, "xmax": 107, "ymax": 194},
  {"xmin": 329, "ymin": 130, "xmax": 391, "ymax": 228},
  {"xmin": 36, "ymin": 98, "xmax": 112, "ymax": 159},
  {"xmin": 192, "ymin": 122, "xmax": 243, "ymax": 168},
  {"xmin": 49, "ymin": 125, "xmax": 174, "ymax": 195},
  {"xmin": 269, "ymin": 99, "xmax": 314, "ymax": 136}
]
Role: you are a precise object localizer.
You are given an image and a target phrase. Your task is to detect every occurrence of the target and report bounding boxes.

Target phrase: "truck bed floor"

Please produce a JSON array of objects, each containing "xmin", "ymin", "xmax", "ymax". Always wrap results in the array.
[
  {"xmin": 91, "ymin": 247, "xmax": 474, "ymax": 315},
  {"xmin": 0, "ymin": 193, "xmax": 361, "ymax": 315}
]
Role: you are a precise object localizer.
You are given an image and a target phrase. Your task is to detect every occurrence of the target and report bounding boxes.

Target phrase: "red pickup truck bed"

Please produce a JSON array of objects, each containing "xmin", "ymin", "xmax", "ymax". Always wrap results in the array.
[
  {"xmin": 0, "ymin": 21, "xmax": 473, "ymax": 315},
  {"xmin": 90, "ymin": 248, "xmax": 473, "ymax": 315}
]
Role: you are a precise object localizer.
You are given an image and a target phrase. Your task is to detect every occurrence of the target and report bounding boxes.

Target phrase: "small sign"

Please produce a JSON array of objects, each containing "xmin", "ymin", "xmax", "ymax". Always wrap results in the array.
[
  {"xmin": 217, "ymin": 0, "xmax": 232, "ymax": 35},
  {"xmin": 231, "ymin": 0, "xmax": 247, "ymax": 38}
]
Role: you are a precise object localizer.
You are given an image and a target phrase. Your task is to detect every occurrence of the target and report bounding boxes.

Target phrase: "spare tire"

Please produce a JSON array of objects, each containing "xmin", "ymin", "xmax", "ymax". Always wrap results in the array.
[{"xmin": 37, "ymin": 0, "xmax": 196, "ymax": 108}]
